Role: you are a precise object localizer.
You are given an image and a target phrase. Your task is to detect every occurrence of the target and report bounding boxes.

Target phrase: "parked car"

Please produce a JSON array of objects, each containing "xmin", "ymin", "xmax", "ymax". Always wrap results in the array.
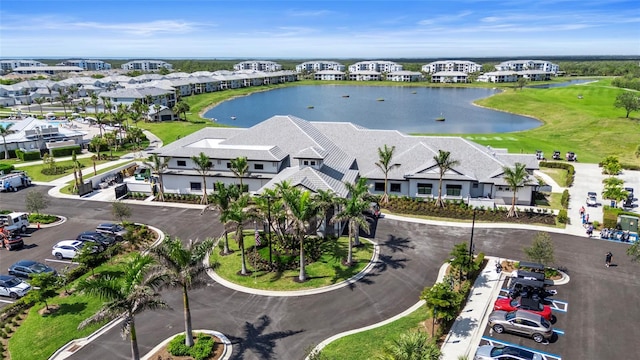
[
  {"xmin": 494, "ymin": 296, "xmax": 553, "ymax": 321},
  {"xmin": 586, "ymin": 192, "xmax": 598, "ymax": 207},
  {"xmin": 488, "ymin": 310, "xmax": 553, "ymax": 343},
  {"xmin": 52, "ymin": 240, "xmax": 88, "ymax": 260},
  {"xmin": 474, "ymin": 344, "xmax": 543, "ymax": 360},
  {"xmin": 77, "ymin": 231, "xmax": 117, "ymax": 249},
  {"xmin": 0, "ymin": 274, "xmax": 31, "ymax": 299},
  {"xmin": 9, "ymin": 260, "xmax": 57, "ymax": 278},
  {"xmin": 96, "ymin": 223, "xmax": 128, "ymax": 241},
  {"xmin": 1, "ymin": 231, "xmax": 24, "ymax": 251}
]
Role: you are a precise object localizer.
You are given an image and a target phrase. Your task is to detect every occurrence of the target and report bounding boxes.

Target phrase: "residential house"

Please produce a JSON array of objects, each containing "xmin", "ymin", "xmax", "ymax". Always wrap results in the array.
[
  {"xmin": 121, "ymin": 60, "xmax": 173, "ymax": 72},
  {"xmin": 56, "ymin": 60, "xmax": 112, "ymax": 71},
  {"xmin": 431, "ymin": 71, "xmax": 470, "ymax": 83},
  {"xmin": 422, "ymin": 60, "xmax": 482, "ymax": 74},
  {"xmin": 296, "ymin": 61, "xmax": 346, "ymax": 73},
  {"xmin": 386, "ymin": 71, "xmax": 423, "ymax": 82},
  {"xmin": 234, "ymin": 61, "xmax": 282, "ymax": 72},
  {"xmin": 348, "ymin": 61, "xmax": 403, "ymax": 73},
  {"xmin": 314, "ymin": 70, "xmax": 346, "ymax": 81}
]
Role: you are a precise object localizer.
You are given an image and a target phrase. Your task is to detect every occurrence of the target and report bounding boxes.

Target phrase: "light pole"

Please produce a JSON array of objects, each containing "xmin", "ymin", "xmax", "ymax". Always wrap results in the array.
[
  {"xmin": 468, "ymin": 209, "xmax": 476, "ymax": 273},
  {"xmin": 265, "ymin": 195, "xmax": 273, "ymax": 264}
]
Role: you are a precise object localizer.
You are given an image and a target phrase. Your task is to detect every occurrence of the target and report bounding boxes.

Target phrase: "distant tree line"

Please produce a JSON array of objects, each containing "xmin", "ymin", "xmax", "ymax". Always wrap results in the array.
[{"xmin": 612, "ymin": 74, "xmax": 640, "ymax": 91}]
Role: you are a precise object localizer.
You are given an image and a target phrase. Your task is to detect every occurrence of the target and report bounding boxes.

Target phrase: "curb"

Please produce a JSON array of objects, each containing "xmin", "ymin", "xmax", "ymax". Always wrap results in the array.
[{"xmin": 205, "ymin": 237, "xmax": 380, "ymax": 297}]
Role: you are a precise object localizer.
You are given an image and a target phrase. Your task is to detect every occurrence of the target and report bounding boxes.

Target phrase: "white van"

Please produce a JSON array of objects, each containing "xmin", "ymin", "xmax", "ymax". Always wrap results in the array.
[{"xmin": 0, "ymin": 212, "xmax": 30, "ymax": 234}]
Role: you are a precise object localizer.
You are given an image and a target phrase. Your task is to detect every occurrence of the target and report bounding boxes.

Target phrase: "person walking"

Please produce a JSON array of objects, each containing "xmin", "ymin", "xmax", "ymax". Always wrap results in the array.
[
  {"xmin": 605, "ymin": 251, "xmax": 613, "ymax": 267},
  {"xmin": 580, "ymin": 206, "xmax": 585, "ymax": 217}
]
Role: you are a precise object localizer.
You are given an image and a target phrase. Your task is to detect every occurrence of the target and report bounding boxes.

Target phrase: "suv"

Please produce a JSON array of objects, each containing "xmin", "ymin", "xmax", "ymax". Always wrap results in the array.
[
  {"xmin": 0, "ymin": 275, "xmax": 31, "ymax": 299},
  {"xmin": 96, "ymin": 223, "xmax": 128, "ymax": 241},
  {"xmin": 586, "ymin": 192, "xmax": 597, "ymax": 207},
  {"xmin": 9, "ymin": 260, "xmax": 57, "ymax": 278},
  {"xmin": 488, "ymin": 310, "xmax": 553, "ymax": 343},
  {"xmin": 52, "ymin": 240, "xmax": 87, "ymax": 260},
  {"xmin": 77, "ymin": 231, "xmax": 116, "ymax": 249}
]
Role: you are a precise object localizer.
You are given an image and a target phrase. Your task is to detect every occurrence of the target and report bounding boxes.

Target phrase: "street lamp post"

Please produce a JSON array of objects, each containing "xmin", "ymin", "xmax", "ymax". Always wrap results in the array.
[{"xmin": 468, "ymin": 209, "xmax": 476, "ymax": 272}]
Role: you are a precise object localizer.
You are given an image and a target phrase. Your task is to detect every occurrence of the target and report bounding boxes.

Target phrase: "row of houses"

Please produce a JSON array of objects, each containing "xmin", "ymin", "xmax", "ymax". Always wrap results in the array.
[{"xmin": 152, "ymin": 115, "xmax": 539, "ymax": 208}]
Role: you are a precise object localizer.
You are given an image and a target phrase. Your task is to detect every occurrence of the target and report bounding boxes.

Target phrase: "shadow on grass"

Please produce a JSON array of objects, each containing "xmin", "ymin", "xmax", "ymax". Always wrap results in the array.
[
  {"xmin": 44, "ymin": 302, "xmax": 88, "ymax": 318},
  {"xmin": 228, "ymin": 315, "xmax": 304, "ymax": 360}
]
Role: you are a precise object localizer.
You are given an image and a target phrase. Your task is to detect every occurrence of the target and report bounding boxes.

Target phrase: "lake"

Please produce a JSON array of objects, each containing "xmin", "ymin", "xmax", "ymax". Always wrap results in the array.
[{"xmin": 204, "ymin": 85, "xmax": 542, "ymax": 134}]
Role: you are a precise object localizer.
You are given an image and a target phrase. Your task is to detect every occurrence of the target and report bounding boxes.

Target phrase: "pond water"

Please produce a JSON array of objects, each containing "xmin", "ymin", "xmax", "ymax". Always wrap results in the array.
[
  {"xmin": 526, "ymin": 78, "xmax": 595, "ymax": 89},
  {"xmin": 204, "ymin": 85, "xmax": 542, "ymax": 134}
]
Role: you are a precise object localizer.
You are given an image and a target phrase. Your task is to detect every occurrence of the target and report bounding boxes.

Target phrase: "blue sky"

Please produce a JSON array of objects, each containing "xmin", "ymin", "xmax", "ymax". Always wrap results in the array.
[{"xmin": 1, "ymin": 0, "xmax": 639, "ymax": 58}]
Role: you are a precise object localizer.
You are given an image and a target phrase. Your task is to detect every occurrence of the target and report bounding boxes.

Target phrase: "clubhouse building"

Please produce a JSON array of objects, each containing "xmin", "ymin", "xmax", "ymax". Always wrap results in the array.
[{"xmin": 152, "ymin": 115, "xmax": 539, "ymax": 206}]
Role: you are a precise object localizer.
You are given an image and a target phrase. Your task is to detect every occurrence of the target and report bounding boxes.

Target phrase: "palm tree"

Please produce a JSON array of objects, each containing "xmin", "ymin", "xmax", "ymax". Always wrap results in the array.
[
  {"xmin": 90, "ymin": 92, "xmax": 99, "ymax": 115},
  {"xmin": 58, "ymin": 92, "xmax": 70, "ymax": 117},
  {"xmin": 281, "ymin": 187, "xmax": 317, "ymax": 282},
  {"xmin": 206, "ymin": 181, "xmax": 238, "ymax": 255},
  {"xmin": 94, "ymin": 112, "xmax": 107, "ymax": 137},
  {"xmin": 90, "ymin": 136, "xmax": 106, "ymax": 160},
  {"xmin": 332, "ymin": 179, "xmax": 371, "ymax": 265},
  {"xmin": 314, "ymin": 189, "xmax": 337, "ymax": 237},
  {"xmin": 151, "ymin": 236, "xmax": 214, "ymax": 347},
  {"xmin": 230, "ymin": 156, "xmax": 249, "ymax": 193},
  {"xmin": 34, "ymin": 97, "xmax": 46, "ymax": 116},
  {"xmin": 191, "ymin": 152, "xmax": 212, "ymax": 205},
  {"xmin": 103, "ymin": 97, "xmax": 113, "ymax": 123},
  {"xmin": 503, "ymin": 162, "xmax": 531, "ymax": 217},
  {"xmin": 0, "ymin": 123, "xmax": 15, "ymax": 159},
  {"xmin": 78, "ymin": 98, "xmax": 89, "ymax": 117},
  {"xmin": 376, "ymin": 331, "xmax": 441, "ymax": 360},
  {"xmin": 375, "ymin": 144, "xmax": 399, "ymax": 205},
  {"xmin": 433, "ymin": 150, "xmax": 460, "ymax": 208},
  {"xmin": 172, "ymin": 100, "xmax": 190, "ymax": 121},
  {"xmin": 225, "ymin": 195, "xmax": 252, "ymax": 275},
  {"xmin": 46, "ymin": 86, "xmax": 53, "ymax": 105},
  {"xmin": 143, "ymin": 154, "xmax": 171, "ymax": 202},
  {"xmin": 153, "ymin": 104, "xmax": 162, "ymax": 122},
  {"xmin": 77, "ymin": 254, "xmax": 169, "ymax": 360}
]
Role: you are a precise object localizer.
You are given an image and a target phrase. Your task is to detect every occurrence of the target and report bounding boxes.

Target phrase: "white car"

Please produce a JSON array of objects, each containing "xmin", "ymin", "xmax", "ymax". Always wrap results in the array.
[
  {"xmin": 475, "ymin": 344, "xmax": 542, "ymax": 360},
  {"xmin": 0, "ymin": 275, "xmax": 31, "ymax": 299},
  {"xmin": 52, "ymin": 240, "xmax": 87, "ymax": 260},
  {"xmin": 586, "ymin": 192, "xmax": 597, "ymax": 207}
]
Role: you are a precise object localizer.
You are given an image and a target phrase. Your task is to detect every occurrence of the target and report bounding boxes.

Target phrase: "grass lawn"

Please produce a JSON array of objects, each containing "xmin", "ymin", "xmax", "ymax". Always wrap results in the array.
[
  {"xmin": 319, "ymin": 305, "xmax": 430, "ymax": 360},
  {"xmin": 540, "ymin": 168, "xmax": 569, "ymax": 188},
  {"xmin": 15, "ymin": 157, "xmax": 113, "ymax": 182},
  {"xmin": 210, "ymin": 233, "xmax": 374, "ymax": 291},
  {"xmin": 535, "ymin": 192, "xmax": 562, "ymax": 209},
  {"xmin": 8, "ymin": 259, "xmax": 130, "ymax": 360},
  {"xmin": 463, "ymin": 79, "xmax": 640, "ymax": 164}
]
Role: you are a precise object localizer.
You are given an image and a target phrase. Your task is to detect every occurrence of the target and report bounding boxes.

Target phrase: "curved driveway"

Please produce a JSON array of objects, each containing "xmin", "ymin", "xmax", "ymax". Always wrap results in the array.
[{"xmin": 1, "ymin": 187, "xmax": 639, "ymax": 360}]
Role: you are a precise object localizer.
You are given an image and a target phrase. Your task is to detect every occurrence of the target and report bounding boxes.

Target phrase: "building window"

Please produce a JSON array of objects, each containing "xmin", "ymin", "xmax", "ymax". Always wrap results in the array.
[
  {"xmin": 446, "ymin": 185, "xmax": 462, "ymax": 196},
  {"xmin": 177, "ymin": 160, "xmax": 186, "ymax": 167},
  {"xmin": 472, "ymin": 182, "xmax": 479, "ymax": 188},
  {"xmin": 226, "ymin": 163, "xmax": 231, "ymax": 168},
  {"xmin": 254, "ymin": 164, "xmax": 263, "ymax": 170},
  {"xmin": 374, "ymin": 182, "xmax": 385, "ymax": 192},
  {"xmin": 390, "ymin": 183, "xmax": 401, "ymax": 192},
  {"xmin": 417, "ymin": 183, "xmax": 432, "ymax": 195},
  {"xmin": 303, "ymin": 160, "xmax": 309, "ymax": 165},
  {"xmin": 190, "ymin": 182, "xmax": 202, "ymax": 191},
  {"xmin": 310, "ymin": 161, "xmax": 316, "ymax": 166}
]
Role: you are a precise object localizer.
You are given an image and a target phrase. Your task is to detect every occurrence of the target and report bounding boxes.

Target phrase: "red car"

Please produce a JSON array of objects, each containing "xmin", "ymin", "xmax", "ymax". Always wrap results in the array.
[{"xmin": 494, "ymin": 297, "xmax": 553, "ymax": 321}]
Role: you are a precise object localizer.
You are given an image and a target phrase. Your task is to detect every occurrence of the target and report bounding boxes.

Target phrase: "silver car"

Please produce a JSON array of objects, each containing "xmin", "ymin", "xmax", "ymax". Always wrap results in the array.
[
  {"xmin": 475, "ymin": 344, "xmax": 543, "ymax": 360},
  {"xmin": 488, "ymin": 310, "xmax": 553, "ymax": 343}
]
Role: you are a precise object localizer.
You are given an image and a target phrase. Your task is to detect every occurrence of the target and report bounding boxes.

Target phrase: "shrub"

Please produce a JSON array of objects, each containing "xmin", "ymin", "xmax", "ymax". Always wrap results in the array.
[
  {"xmin": 28, "ymin": 213, "xmax": 57, "ymax": 224},
  {"xmin": 15, "ymin": 149, "xmax": 41, "ymax": 161},
  {"xmin": 560, "ymin": 189, "xmax": 570, "ymax": 209},
  {"xmin": 167, "ymin": 333, "xmax": 215, "ymax": 360},
  {"xmin": 0, "ymin": 163, "xmax": 15, "ymax": 174},
  {"xmin": 557, "ymin": 209, "xmax": 568, "ymax": 224}
]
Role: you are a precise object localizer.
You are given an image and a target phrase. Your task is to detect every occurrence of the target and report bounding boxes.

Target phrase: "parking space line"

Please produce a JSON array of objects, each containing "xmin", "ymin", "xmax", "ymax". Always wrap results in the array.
[
  {"xmin": 481, "ymin": 336, "xmax": 562, "ymax": 360},
  {"xmin": 0, "ymin": 299, "xmax": 15, "ymax": 304},
  {"xmin": 553, "ymin": 328, "xmax": 565, "ymax": 336},
  {"xmin": 44, "ymin": 258, "xmax": 79, "ymax": 265}
]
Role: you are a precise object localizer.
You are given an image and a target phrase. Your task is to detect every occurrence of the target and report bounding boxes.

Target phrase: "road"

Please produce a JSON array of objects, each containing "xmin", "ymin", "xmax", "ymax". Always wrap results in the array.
[{"xmin": 1, "ymin": 186, "xmax": 639, "ymax": 360}]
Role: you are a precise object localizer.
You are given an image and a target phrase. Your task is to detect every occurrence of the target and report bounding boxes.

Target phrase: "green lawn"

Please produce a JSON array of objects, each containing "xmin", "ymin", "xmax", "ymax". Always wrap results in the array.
[
  {"xmin": 463, "ymin": 79, "xmax": 640, "ymax": 164},
  {"xmin": 15, "ymin": 157, "xmax": 113, "ymax": 182},
  {"xmin": 8, "ymin": 259, "xmax": 131, "ymax": 360},
  {"xmin": 319, "ymin": 305, "xmax": 430, "ymax": 360},
  {"xmin": 540, "ymin": 168, "xmax": 569, "ymax": 188},
  {"xmin": 535, "ymin": 192, "xmax": 562, "ymax": 209},
  {"xmin": 210, "ymin": 233, "xmax": 374, "ymax": 291}
]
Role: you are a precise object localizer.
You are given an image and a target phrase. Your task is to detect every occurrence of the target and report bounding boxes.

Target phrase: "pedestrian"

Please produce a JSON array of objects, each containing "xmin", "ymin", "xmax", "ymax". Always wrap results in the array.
[
  {"xmin": 585, "ymin": 213, "xmax": 589, "ymax": 224},
  {"xmin": 580, "ymin": 206, "xmax": 585, "ymax": 217},
  {"xmin": 587, "ymin": 224, "xmax": 593, "ymax": 237},
  {"xmin": 605, "ymin": 251, "xmax": 613, "ymax": 267}
]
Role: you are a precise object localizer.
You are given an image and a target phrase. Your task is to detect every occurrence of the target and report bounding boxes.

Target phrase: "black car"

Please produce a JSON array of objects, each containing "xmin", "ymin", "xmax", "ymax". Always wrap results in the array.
[
  {"xmin": 76, "ymin": 231, "xmax": 116, "ymax": 250},
  {"xmin": 95, "ymin": 223, "xmax": 128, "ymax": 241},
  {"xmin": 8, "ymin": 260, "xmax": 57, "ymax": 278}
]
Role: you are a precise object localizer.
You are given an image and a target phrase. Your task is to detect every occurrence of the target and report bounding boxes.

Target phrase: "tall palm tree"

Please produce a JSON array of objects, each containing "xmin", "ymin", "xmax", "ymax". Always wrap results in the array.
[
  {"xmin": 104, "ymin": 131, "xmax": 117, "ymax": 158},
  {"xmin": 314, "ymin": 189, "xmax": 337, "ymax": 237},
  {"xmin": 103, "ymin": 97, "xmax": 113, "ymax": 123},
  {"xmin": 58, "ymin": 92, "xmax": 70, "ymax": 117},
  {"xmin": 94, "ymin": 112, "xmax": 107, "ymax": 137},
  {"xmin": 502, "ymin": 162, "xmax": 531, "ymax": 217},
  {"xmin": 191, "ymin": 152, "xmax": 212, "ymax": 205},
  {"xmin": 230, "ymin": 156, "xmax": 248, "ymax": 193},
  {"xmin": 151, "ymin": 236, "xmax": 214, "ymax": 347},
  {"xmin": 281, "ymin": 187, "xmax": 317, "ymax": 282},
  {"xmin": 0, "ymin": 123, "xmax": 15, "ymax": 159},
  {"xmin": 375, "ymin": 144, "xmax": 399, "ymax": 205},
  {"xmin": 90, "ymin": 135, "xmax": 106, "ymax": 160},
  {"xmin": 143, "ymin": 154, "xmax": 171, "ymax": 202},
  {"xmin": 46, "ymin": 86, "xmax": 53, "ymax": 105},
  {"xmin": 90, "ymin": 92, "xmax": 99, "ymax": 115},
  {"xmin": 332, "ymin": 180, "xmax": 371, "ymax": 265},
  {"xmin": 77, "ymin": 254, "xmax": 169, "ymax": 360},
  {"xmin": 77, "ymin": 98, "xmax": 89, "ymax": 117},
  {"xmin": 206, "ymin": 181, "xmax": 238, "ymax": 255},
  {"xmin": 225, "ymin": 194, "xmax": 251, "ymax": 275},
  {"xmin": 433, "ymin": 150, "xmax": 460, "ymax": 208},
  {"xmin": 34, "ymin": 97, "xmax": 46, "ymax": 117}
]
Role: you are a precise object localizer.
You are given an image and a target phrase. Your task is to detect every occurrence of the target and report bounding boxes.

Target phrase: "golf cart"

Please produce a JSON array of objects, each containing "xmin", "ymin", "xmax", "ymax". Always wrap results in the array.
[
  {"xmin": 566, "ymin": 151, "xmax": 577, "ymax": 161},
  {"xmin": 586, "ymin": 192, "xmax": 597, "ymax": 207},
  {"xmin": 552, "ymin": 150, "xmax": 561, "ymax": 160},
  {"xmin": 535, "ymin": 150, "xmax": 545, "ymax": 161}
]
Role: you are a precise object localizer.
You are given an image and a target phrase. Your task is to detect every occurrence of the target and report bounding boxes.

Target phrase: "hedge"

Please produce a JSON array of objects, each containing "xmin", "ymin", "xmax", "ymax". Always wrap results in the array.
[
  {"xmin": 51, "ymin": 145, "xmax": 82, "ymax": 157},
  {"xmin": 0, "ymin": 163, "xmax": 15, "ymax": 175},
  {"xmin": 560, "ymin": 189, "xmax": 570, "ymax": 209},
  {"xmin": 539, "ymin": 161, "xmax": 575, "ymax": 187},
  {"xmin": 15, "ymin": 149, "xmax": 41, "ymax": 161},
  {"xmin": 602, "ymin": 206, "xmax": 640, "ymax": 228}
]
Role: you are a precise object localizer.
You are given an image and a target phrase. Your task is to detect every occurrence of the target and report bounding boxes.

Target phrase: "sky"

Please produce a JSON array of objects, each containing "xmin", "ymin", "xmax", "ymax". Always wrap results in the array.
[{"xmin": 1, "ymin": 0, "xmax": 639, "ymax": 59}]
